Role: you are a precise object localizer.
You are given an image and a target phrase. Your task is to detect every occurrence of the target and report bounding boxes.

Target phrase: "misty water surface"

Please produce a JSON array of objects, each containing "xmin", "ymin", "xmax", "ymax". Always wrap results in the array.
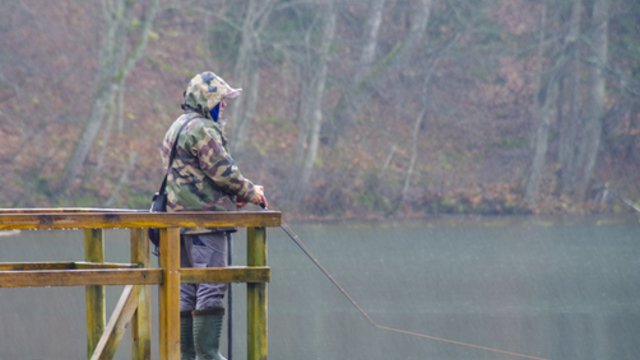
[{"xmin": 0, "ymin": 215, "xmax": 638, "ymax": 359}]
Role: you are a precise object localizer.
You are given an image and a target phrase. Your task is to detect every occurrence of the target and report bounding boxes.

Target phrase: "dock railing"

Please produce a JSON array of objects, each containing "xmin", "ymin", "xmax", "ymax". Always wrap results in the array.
[{"xmin": 0, "ymin": 208, "xmax": 281, "ymax": 360}]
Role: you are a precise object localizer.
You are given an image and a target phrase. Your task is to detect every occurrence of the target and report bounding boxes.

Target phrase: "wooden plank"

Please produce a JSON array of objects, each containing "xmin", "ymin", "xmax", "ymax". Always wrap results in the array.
[
  {"xmin": 85, "ymin": 229, "xmax": 106, "ymax": 359},
  {"xmin": 130, "ymin": 228, "xmax": 151, "ymax": 360},
  {"xmin": 0, "ymin": 262, "xmax": 75, "ymax": 270},
  {"xmin": 0, "ymin": 269, "xmax": 162, "ymax": 287},
  {"xmin": 158, "ymin": 227, "xmax": 181, "ymax": 360},
  {"xmin": 0, "ymin": 208, "xmax": 146, "ymax": 214},
  {"xmin": 180, "ymin": 266, "xmax": 270, "ymax": 284},
  {"xmin": 75, "ymin": 262, "xmax": 139, "ymax": 269},
  {"xmin": 0, "ymin": 262, "xmax": 138, "ymax": 271},
  {"xmin": 247, "ymin": 227, "xmax": 268, "ymax": 360},
  {"xmin": 0, "ymin": 211, "xmax": 281, "ymax": 230},
  {"xmin": 90, "ymin": 285, "xmax": 139, "ymax": 360}
]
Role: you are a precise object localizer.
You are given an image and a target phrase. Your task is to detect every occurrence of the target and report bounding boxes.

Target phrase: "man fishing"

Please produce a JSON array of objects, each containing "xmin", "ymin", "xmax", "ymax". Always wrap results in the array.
[{"xmin": 161, "ymin": 71, "xmax": 268, "ymax": 360}]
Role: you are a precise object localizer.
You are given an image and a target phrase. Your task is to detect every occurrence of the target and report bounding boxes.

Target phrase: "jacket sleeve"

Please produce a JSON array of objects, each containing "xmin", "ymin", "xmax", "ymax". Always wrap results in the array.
[{"xmin": 190, "ymin": 124, "xmax": 257, "ymax": 203}]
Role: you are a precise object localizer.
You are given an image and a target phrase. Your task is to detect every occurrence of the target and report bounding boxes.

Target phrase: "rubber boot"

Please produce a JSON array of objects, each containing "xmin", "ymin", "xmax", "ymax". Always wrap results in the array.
[
  {"xmin": 181, "ymin": 311, "xmax": 196, "ymax": 360},
  {"xmin": 193, "ymin": 308, "xmax": 227, "ymax": 360}
]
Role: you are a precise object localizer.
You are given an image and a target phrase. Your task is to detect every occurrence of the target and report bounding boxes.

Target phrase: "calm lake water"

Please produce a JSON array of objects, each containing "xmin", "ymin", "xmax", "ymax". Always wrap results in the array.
[{"xmin": 0, "ymin": 215, "xmax": 638, "ymax": 360}]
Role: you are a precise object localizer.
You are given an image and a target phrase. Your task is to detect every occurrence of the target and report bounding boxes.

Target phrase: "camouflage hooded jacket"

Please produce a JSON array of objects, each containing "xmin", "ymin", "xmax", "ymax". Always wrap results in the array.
[{"xmin": 161, "ymin": 72, "xmax": 257, "ymax": 215}]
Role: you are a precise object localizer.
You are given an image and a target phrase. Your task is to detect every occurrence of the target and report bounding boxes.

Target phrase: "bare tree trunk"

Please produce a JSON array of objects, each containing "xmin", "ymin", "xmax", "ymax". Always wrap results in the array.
[
  {"xmin": 105, "ymin": 152, "xmax": 137, "ymax": 206},
  {"xmin": 401, "ymin": 108, "xmax": 426, "ymax": 204},
  {"xmin": 326, "ymin": 0, "xmax": 386, "ymax": 146},
  {"xmin": 630, "ymin": 103, "xmax": 640, "ymax": 161},
  {"xmin": 230, "ymin": 0, "xmax": 275, "ymax": 157},
  {"xmin": 558, "ymin": 0, "xmax": 583, "ymax": 196},
  {"xmin": 229, "ymin": 0, "xmax": 259, "ymax": 156},
  {"xmin": 290, "ymin": 1, "xmax": 337, "ymax": 203},
  {"xmin": 525, "ymin": 78, "xmax": 558, "ymax": 205},
  {"xmin": 329, "ymin": 0, "xmax": 433, "ymax": 146},
  {"xmin": 524, "ymin": 0, "xmax": 582, "ymax": 206},
  {"xmin": 61, "ymin": 83, "xmax": 112, "ymax": 188},
  {"xmin": 58, "ymin": 0, "xmax": 158, "ymax": 194},
  {"xmin": 299, "ymin": 2, "xmax": 336, "ymax": 191},
  {"xmin": 523, "ymin": 0, "xmax": 550, "ymax": 206},
  {"xmin": 355, "ymin": 0, "xmax": 386, "ymax": 81},
  {"xmin": 574, "ymin": 0, "xmax": 610, "ymax": 200},
  {"xmin": 241, "ymin": 68, "xmax": 260, "ymax": 142},
  {"xmin": 292, "ymin": 63, "xmax": 313, "ymax": 176},
  {"xmin": 58, "ymin": 0, "xmax": 127, "ymax": 193},
  {"xmin": 382, "ymin": 0, "xmax": 432, "ymax": 74},
  {"xmin": 398, "ymin": 29, "xmax": 459, "ymax": 208},
  {"xmin": 96, "ymin": 0, "xmax": 159, "ymax": 171}
]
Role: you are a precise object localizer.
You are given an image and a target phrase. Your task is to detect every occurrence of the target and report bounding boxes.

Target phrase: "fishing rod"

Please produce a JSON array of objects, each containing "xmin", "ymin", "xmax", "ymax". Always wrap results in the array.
[{"xmin": 266, "ymin": 205, "xmax": 550, "ymax": 360}]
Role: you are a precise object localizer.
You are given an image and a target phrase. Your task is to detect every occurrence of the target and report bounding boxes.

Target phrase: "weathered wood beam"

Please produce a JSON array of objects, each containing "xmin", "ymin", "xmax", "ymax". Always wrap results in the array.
[
  {"xmin": 0, "ymin": 208, "xmax": 146, "ymax": 213},
  {"xmin": 181, "ymin": 266, "xmax": 270, "ymax": 284},
  {"xmin": 0, "ymin": 266, "xmax": 270, "ymax": 286},
  {"xmin": 0, "ymin": 262, "xmax": 74, "ymax": 270},
  {"xmin": 85, "ymin": 229, "xmax": 106, "ymax": 359},
  {"xmin": 158, "ymin": 227, "xmax": 181, "ymax": 360},
  {"xmin": 90, "ymin": 285, "xmax": 139, "ymax": 360},
  {"xmin": 0, "ymin": 269, "xmax": 162, "ymax": 287},
  {"xmin": 0, "ymin": 262, "xmax": 139, "ymax": 271},
  {"xmin": 75, "ymin": 261, "xmax": 139, "ymax": 269},
  {"xmin": 0, "ymin": 211, "xmax": 281, "ymax": 230},
  {"xmin": 247, "ymin": 227, "xmax": 268, "ymax": 360},
  {"xmin": 130, "ymin": 228, "xmax": 151, "ymax": 360}
]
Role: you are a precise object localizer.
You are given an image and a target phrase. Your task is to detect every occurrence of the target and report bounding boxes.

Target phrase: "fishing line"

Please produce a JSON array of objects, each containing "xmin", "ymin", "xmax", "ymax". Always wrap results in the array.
[{"xmin": 278, "ymin": 221, "xmax": 550, "ymax": 360}]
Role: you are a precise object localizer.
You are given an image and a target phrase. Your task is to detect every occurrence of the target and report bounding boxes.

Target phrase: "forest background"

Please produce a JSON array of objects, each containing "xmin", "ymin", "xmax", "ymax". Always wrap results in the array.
[{"xmin": 0, "ymin": 0, "xmax": 638, "ymax": 220}]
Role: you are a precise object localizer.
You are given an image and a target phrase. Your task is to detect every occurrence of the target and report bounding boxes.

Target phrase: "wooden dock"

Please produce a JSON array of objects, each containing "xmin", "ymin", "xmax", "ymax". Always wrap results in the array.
[{"xmin": 0, "ymin": 208, "xmax": 281, "ymax": 360}]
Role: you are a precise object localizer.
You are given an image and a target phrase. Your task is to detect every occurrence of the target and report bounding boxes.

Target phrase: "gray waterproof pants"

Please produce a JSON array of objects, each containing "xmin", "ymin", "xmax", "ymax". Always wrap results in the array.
[{"xmin": 180, "ymin": 232, "xmax": 228, "ymax": 312}]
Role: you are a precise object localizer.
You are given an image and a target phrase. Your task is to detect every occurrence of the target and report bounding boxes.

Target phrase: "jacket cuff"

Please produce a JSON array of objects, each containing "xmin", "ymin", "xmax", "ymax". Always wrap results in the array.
[{"xmin": 237, "ymin": 181, "xmax": 256, "ymax": 203}]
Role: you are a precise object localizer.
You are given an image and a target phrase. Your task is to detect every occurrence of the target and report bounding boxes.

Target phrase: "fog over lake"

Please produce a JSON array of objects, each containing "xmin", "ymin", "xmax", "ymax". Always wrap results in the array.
[{"xmin": 0, "ymin": 215, "xmax": 638, "ymax": 359}]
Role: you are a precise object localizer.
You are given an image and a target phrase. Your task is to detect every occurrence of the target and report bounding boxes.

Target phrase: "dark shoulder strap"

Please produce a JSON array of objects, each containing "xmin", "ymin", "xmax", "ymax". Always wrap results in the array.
[{"xmin": 158, "ymin": 115, "xmax": 198, "ymax": 193}]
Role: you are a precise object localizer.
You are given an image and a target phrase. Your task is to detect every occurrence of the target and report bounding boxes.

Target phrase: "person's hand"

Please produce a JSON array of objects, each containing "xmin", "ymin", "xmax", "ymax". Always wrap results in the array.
[
  {"xmin": 250, "ymin": 185, "xmax": 268, "ymax": 209},
  {"xmin": 237, "ymin": 185, "xmax": 268, "ymax": 209}
]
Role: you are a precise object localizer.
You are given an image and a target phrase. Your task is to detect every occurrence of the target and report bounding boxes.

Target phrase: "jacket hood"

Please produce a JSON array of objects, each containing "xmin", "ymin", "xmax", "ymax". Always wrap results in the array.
[{"xmin": 182, "ymin": 71, "xmax": 241, "ymax": 118}]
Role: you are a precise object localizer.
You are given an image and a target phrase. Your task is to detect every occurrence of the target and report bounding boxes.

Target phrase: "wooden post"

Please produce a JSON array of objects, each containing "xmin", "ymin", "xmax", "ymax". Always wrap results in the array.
[
  {"xmin": 85, "ymin": 229, "xmax": 106, "ymax": 359},
  {"xmin": 158, "ymin": 227, "xmax": 181, "ymax": 360},
  {"xmin": 247, "ymin": 227, "xmax": 268, "ymax": 360},
  {"xmin": 131, "ymin": 228, "xmax": 151, "ymax": 360}
]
